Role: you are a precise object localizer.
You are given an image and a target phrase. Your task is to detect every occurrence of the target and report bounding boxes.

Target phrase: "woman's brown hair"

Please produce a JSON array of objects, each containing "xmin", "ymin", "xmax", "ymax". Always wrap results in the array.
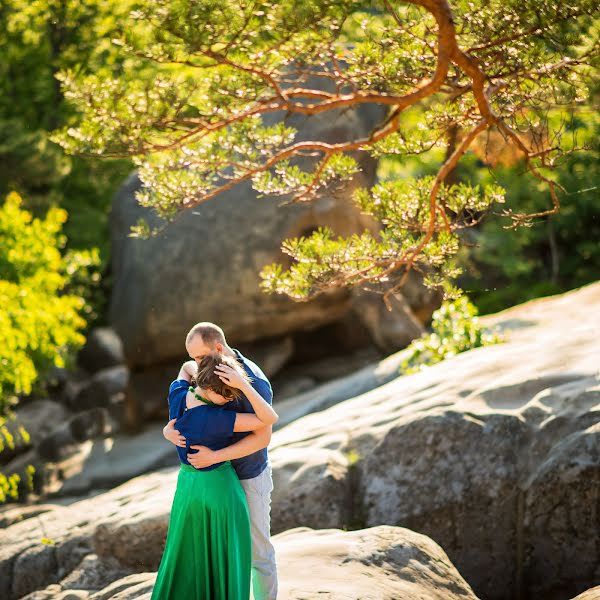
[{"xmin": 191, "ymin": 354, "xmax": 250, "ymax": 400}]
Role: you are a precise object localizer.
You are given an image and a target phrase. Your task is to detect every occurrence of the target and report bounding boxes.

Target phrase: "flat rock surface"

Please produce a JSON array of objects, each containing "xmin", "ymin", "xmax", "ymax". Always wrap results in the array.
[
  {"xmin": 268, "ymin": 283, "xmax": 600, "ymax": 600},
  {"xmin": 3, "ymin": 283, "xmax": 600, "ymax": 600},
  {"xmin": 274, "ymin": 525, "xmax": 478, "ymax": 600},
  {"xmin": 30, "ymin": 526, "xmax": 478, "ymax": 600}
]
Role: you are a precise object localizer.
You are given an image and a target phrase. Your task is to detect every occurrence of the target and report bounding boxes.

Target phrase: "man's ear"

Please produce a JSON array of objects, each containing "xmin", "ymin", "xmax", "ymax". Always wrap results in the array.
[{"xmin": 215, "ymin": 342, "xmax": 223, "ymax": 353}]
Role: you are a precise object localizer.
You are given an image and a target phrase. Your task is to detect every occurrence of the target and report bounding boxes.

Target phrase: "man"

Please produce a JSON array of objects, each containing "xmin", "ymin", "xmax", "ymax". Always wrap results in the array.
[{"xmin": 163, "ymin": 322, "xmax": 277, "ymax": 600}]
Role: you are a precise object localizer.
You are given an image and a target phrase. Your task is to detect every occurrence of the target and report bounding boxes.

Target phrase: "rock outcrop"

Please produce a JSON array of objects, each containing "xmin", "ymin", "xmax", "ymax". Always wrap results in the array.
[
  {"xmin": 109, "ymin": 101, "xmax": 439, "ymax": 369},
  {"xmin": 10, "ymin": 526, "xmax": 480, "ymax": 600},
  {"xmin": 3, "ymin": 283, "xmax": 599, "ymax": 600},
  {"xmin": 0, "ymin": 469, "xmax": 176, "ymax": 599},
  {"xmin": 274, "ymin": 525, "xmax": 478, "ymax": 600},
  {"xmin": 571, "ymin": 587, "xmax": 600, "ymax": 600},
  {"xmin": 77, "ymin": 328, "xmax": 125, "ymax": 374},
  {"xmin": 266, "ymin": 282, "xmax": 600, "ymax": 600}
]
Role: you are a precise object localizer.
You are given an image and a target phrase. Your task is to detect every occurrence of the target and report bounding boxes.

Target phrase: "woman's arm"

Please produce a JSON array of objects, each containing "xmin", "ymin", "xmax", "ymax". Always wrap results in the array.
[
  {"xmin": 215, "ymin": 364, "xmax": 278, "ymax": 426},
  {"xmin": 187, "ymin": 427, "xmax": 271, "ymax": 468},
  {"xmin": 233, "ymin": 414, "xmax": 272, "ymax": 432}
]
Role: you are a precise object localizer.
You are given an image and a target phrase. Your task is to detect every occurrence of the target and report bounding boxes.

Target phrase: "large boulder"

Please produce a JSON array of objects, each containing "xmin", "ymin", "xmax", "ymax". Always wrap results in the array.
[
  {"xmin": 77, "ymin": 328, "xmax": 125, "ymax": 374},
  {"xmin": 0, "ymin": 400, "xmax": 70, "ymax": 464},
  {"xmin": 20, "ymin": 527, "xmax": 479, "ymax": 600},
  {"xmin": 71, "ymin": 366, "xmax": 129, "ymax": 419},
  {"xmin": 3, "ymin": 283, "xmax": 599, "ymax": 600},
  {"xmin": 0, "ymin": 469, "xmax": 177, "ymax": 599},
  {"xmin": 109, "ymin": 99, "xmax": 438, "ymax": 369},
  {"xmin": 267, "ymin": 282, "xmax": 600, "ymax": 600},
  {"xmin": 275, "ymin": 526, "xmax": 478, "ymax": 600}
]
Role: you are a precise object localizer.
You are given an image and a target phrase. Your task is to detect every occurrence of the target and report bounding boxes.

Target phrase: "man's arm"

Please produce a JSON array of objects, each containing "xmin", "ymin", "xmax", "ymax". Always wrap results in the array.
[
  {"xmin": 176, "ymin": 360, "xmax": 197, "ymax": 383},
  {"xmin": 163, "ymin": 418, "xmax": 186, "ymax": 447},
  {"xmin": 187, "ymin": 425, "xmax": 272, "ymax": 469}
]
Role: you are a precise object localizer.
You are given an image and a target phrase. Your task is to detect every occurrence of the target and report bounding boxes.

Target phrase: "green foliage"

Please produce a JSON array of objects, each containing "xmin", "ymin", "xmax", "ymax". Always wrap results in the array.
[
  {"xmin": 0, "ymin": 192, "xmax": 91, "ymax": 412},
  {"xmin": 0, "ymin": 417, "xmax": 34, "ymax": 504},
  {"xmin": 0, "ymin": 191, "xmax": 93, "ymax": 503},
  {"xmin": 261, "ymin": 178, "xmax": 504, "ymax": 297},
  {"xmin": 0, "ymin": 470, "xmax": 22, "ymax": 504},
  {"xmin": 457, "ymin": 110, "xmax": 600, "ymax": 313},
  {"xmin": 401, "ymin": 296, "xmax": 502, "ymax": 373},
  {"xmin": 0, "ymin": 0, "xmax": 132, "ymax": 272},
  {"xmin": 50, "ymin": 0, "xmax": 598, "ymax": 302}
]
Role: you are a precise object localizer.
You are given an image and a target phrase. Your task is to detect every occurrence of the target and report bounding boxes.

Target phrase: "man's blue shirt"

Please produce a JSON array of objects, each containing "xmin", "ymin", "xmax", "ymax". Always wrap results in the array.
[{"xmin": 221, "ymin": 348, "xmax": 272, "ymax": 480}]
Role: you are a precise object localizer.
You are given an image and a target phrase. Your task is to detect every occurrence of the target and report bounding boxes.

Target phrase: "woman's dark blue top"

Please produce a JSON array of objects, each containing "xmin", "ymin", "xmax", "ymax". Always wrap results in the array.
[{"xmin": 168, "ymin": 379, "xmax": 237, "ymax": 471}]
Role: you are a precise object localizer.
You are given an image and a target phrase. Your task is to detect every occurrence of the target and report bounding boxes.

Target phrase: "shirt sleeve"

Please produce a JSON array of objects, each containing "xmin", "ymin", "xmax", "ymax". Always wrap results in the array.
[
  {"xmin": 208, "ymin": 407, "xmax": 237, "ymax": 438},
  {"xmin": 168, "ymin": 379, "xmax": 189, "ymax": 420},
  {"xmin": 251, "ymin": 377, "xmax": 273, "ymax": 405}
]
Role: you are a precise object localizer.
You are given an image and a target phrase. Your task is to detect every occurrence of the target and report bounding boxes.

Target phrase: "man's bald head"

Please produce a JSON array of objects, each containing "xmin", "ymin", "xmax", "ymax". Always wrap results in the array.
[
  {"xmin": 186, "ymin": 322, "xmax": 230, "ymax": 362},
  {"xmin": 186, "ymin": 322, "xmax": 226, "ymax": 347}
]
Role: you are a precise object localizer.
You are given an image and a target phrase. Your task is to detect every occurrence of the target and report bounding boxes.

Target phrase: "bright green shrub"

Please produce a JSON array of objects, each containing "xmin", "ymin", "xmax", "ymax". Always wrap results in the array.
[
  {"xmin": 0, "ymin": 191, "xmax": 91, "ymax": 412},
  {"xmin": 402, "ymin": 296, "xmax": 502, "ymax": 373}
]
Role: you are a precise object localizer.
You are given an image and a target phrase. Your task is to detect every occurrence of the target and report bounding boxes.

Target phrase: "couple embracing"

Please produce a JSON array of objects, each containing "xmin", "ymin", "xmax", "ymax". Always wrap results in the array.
[{"xmin": 151, "ymin": 322, "xmax": 279, "ymax": 600}]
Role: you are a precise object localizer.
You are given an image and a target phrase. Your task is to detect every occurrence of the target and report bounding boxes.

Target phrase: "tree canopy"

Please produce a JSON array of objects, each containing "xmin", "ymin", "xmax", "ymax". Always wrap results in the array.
[
  {"xmin": 52, "ymin": 0, "xmax": 599, "ymax": 302},
  {"xmin": 0, "ymin": 0, "xmax": 132, "ymax": 255}
]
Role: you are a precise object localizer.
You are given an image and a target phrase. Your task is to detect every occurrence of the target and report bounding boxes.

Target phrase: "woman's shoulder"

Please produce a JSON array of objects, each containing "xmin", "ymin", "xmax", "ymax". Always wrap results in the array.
[{"xmin": 168, "ymin": 379, "xmax": 190, "ymax": 419}]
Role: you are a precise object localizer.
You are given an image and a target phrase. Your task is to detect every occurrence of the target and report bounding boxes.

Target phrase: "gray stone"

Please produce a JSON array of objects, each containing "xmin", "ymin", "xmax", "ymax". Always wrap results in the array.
[
  {"xmin": 55, "ymin": 535, "xmax": 94, "ymax": 581},
  {"xmin": 276, "ymin": 346, "xmax": 381, "ymax": 384},
  {"xmin": 37, "ymin": 408, "xmax": 110, "ymax": 462},
  {"xmin": 350, "ymin": 288, "xmax": 426, "ymax": 353},
  {"xmin": 275, "ymin": 526, "xmax": 479, "ymax": 600},
  {"xmin": 126, "ymin": 362, "xmax": 180, "ymax": 425},
  {"xmin": 273, "ymin": 374, "xmax": 317, "ymax": 400},
  {"xmin": 108, "ymin": 100, "xmax": 389, "ymax": 370},
  {"xmin": 270, "ymin": 447, "xmax": 351, "ymax": 533},
  {"xmin": 89, "ymin": 573, "xmax": 155, "ymax": 600},
  {"xmin": 20, "ymin": 584, "xmax": 63, "ymax": 600},
  {"xmin": 0, "ymin": 503, "xmax": 57, "ymax": 528},
  {"xmin": 523, "ymin": 421, "xmax": 600, "ymax": 600},
  {"xmin": 272, "ymin": 345, "xmax": 412, "ymax": 430},
  {"xmin": 54, "ymin": 424, "xmax": 177, "ymax": 498},
  {"xmin": 0, "ymin": 400, "xmax": 71, "ymax": 464},
  {"xmin": 72, "ymin": 366, "xmax": 129, "ymax": 420},
  {"xmin": 237, "ymin": 336, "xmax": 294, "ymax": 379},
  {"xmin": 12, "ymin": 543, "xmax": 58, "ymax": 599},
  {"xmin": 94, "ymin": 512, "xmax": 168, "ymax": 572},
  {"xmin": 571, "ymin": 586, "xmax": 600, "ymax": 600},
  {"xmin": 0, "ymin": 469, "xmax": 176, "ymax": 600},
  {"xmin": 60, "ymin": 554, "xmax": 132, "ymax": 592},
  {"xmin": 78, "ymin": 328, "xmax": 125, "ymax": 374},
  {"xmin": 59, "ymin": 592, "xmax": 90, "ymax": 600},
  {"xmin": 360, "ymin": 411, "xmax": 529, "ymax": 597},
  {"xmin": 267, "ymin": 282, "xmax": 600, "ymax": 600}
]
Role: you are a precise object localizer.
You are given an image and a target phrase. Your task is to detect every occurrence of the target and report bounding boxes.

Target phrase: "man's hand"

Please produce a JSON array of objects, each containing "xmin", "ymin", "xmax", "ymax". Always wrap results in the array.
[
  {"xmin": 187, "ymin": 445, "xmax": 218, "ymax": 469},
  {"xmin": 163, "ymin": 418, "xmax": 186, "ymax": 447}
]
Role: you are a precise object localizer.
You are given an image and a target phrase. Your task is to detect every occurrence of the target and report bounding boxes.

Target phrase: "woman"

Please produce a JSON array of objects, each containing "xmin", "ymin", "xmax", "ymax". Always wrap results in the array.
[{"xmin": 151, "ymin": 353, "xmax": 279, "ymax": 600}]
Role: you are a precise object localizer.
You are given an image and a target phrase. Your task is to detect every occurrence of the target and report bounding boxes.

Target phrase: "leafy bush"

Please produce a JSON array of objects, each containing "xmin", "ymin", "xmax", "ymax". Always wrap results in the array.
[
  {"xmin": 0, "ymin": 192, "xmax": 93, "ymax": 412},
  {"xmin": 0, "ymin": 402, "xmax": 35, "ymax": 503},
  {"xmin": 402, "ymin": 296, "xmax": 502, "ymax": 373}
]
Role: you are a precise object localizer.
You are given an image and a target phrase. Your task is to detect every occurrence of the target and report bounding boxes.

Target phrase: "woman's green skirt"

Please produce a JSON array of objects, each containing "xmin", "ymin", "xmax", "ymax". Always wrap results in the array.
[{"xmin": 151, "ymin": 462, "xmax": 251, "ymax": 600}]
